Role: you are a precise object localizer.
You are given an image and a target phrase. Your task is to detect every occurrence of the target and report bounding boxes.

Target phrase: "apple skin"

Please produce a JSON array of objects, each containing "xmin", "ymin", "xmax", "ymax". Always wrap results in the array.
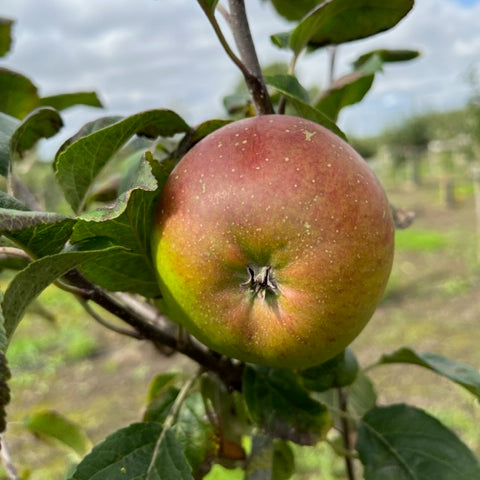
[{"xmin": 152, "ymin": 114, "xmax": 394, "ymax": 369}]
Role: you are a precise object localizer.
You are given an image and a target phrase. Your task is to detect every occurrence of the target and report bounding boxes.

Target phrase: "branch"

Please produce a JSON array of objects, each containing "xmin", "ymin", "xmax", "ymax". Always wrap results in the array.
[
  {"xmin": 226, "ymin": 0, "xmax": 274, "ymax": 114},
  {"xmin": 62, "ymin": 269, "xmax": 244, "ymax": 390},
  {"xmin": 198, "ymin": 0, "xmax": 273, "ymax": 115}
]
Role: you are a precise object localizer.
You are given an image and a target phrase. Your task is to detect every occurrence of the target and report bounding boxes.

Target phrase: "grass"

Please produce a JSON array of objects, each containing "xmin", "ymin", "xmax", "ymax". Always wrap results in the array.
[
  {"xmin": 394, "ymin": 228, "xmax": 449, "ymax": 252},
  {"xmin": 5, "ymin": 284, "xmax": 99, "ymax": 383}
]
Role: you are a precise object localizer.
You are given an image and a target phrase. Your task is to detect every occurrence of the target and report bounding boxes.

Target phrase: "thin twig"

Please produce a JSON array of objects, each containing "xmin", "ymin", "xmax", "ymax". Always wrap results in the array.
[
  {"xmin": 326, "ymin": 438, "xmax": 359, "ymax": 459},
  {"xmin": 78, "ymin": 298, "xmax": 144, "ymax": 340},
  {"xmin": 0, "ymin": 247, "xmax": 32, "ymax": 262},
  {"xmin": 0, "ymin": 435, "xmax": 22, "ymax": 480},
  {"xmin": 146, "ymin": 369, "xmax": 202, "ymax": 479},
  {"xmin": 196, "ymin": 1, "xmax": 251, "ymax": 80},
  {"xmin": 328, "ymin": 45, "xmax": 337, "ymax": 88},
  {"xmin": 338, "ymin": 387, "xmax": 357, "ymax": 480},
  {"xmin": 277, "ymin": 53, "xmax": 301, "ymax": 115},
  {"xmin": 54, "ymin": 278, "xmax": 92, "ymax": 297}
]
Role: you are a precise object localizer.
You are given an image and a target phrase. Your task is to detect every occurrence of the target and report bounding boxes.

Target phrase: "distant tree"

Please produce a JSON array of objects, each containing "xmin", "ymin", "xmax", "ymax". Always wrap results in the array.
[{"xmin": 382, "ymin": 114, "xmax": 432, "ymax": 185}]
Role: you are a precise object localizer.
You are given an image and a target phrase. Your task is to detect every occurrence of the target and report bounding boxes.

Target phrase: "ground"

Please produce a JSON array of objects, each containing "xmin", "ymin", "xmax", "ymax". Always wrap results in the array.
[{"xmin": 2, "ymin": 178, "xmax": 480, "ymax": 479}]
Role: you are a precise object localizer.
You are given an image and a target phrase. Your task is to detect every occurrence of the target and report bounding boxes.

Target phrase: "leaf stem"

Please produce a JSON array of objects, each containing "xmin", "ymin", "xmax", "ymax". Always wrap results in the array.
[
  {"xmin": 146, "ymin": 369, "xmax": 202, "ymax": 479},
  {"xmin": 337, "ymin": 387, "xmax": 357, "ymax": 480}
]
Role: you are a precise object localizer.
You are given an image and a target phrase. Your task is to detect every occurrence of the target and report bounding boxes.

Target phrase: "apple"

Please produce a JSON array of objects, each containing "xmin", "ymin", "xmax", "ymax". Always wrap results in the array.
[{"xmin": 152, "ymin": 114, "xmax": 394, "ymax": 369}]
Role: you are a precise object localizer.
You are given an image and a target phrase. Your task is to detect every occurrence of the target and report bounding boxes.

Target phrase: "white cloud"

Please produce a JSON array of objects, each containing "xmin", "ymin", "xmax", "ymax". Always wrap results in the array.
[{"xmin": 2, "ymin": 0, "xmax": 480, "ymax": 144}]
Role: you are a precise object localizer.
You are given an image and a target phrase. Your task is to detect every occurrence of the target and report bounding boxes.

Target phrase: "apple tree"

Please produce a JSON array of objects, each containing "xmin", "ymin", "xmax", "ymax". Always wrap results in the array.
[{"xmin": 0, "ymin": 1, "xmax": 479, "ymax": 479}]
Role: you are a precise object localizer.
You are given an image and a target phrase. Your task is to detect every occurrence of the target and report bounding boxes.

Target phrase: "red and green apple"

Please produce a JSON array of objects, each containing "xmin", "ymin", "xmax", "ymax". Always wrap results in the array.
[{"xmin": 152, "ymin": 114, "xmax": 394, "ymax": 369}]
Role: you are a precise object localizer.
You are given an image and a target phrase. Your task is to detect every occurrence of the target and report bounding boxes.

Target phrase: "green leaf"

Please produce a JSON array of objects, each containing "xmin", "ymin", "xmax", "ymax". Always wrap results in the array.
[
  {"xmin": 172, "ymin": 392, "xmax": 217, "ymax": 477},
  {"xmin": 144, "ymin": 378, "xmax": 218, "ymax": 477},
  {"xmin": 9, "ymin": 107, "xmax": 63, "ymax": 159},
  {"xmin": 0, "ymin": 112, "xmax": 19, "ymax": 176},
  {"xmin": 353, "ymin": 48, "xmax": 420, "ymax": 70},
  {"xmin": 2, "ymin": 245, "xmax": 123, "ymax": 340},
  {"xmin": 55, "ymin": 116, "xmax": 123, "ymax": 164},
  {"xmin": 39, "ymin": 91, "xmax": 103, "ymax": 111},
  {"xmin": 301, "ymin": 349, "xmax": 359, "ymax": 392},
  {"xmin": 76, "ymin": 246, "xmax": 159, "ymax": 298},
  {"xmin": 24, "ymin": 410, "xmax": 91, "ymax": 457},
  {"xmin": 0, "ymin": 208, "xmax": 75, "ymax": 257},
  {"xmin": 0, "ymin": 67, "xmax": 39, "ymax": 119},
  {"xmin": 272, "ymin": 440, "xmax": 295, "ymax": 480},
  {"xmin": 286, "ymin": 99, "xmax": 346, "ymax": 140},
  {"xmin": 346, "ymin": 370, "xmax": 377, "ymax": 418},
  {"xmin": 289, "ymin": 0, "xmax": 414, "ymax": 54},
  {"xmin": 357, "ymin": 404, "xmax": 480, "ymax": 480},
  {"xmin": 264, "ymin": 74, "xmax": 310, "ymax": 103},
  {"xmin": 0, "ymin": 191, "xmax": 29, "ymax": 210},
  {"xmin": 376, "ymin": 347, "xmax": 480, "ymax": 400},
  {"xmin": 77, "ymin": 154, "xmax": 158, "ymax": 223},
  {"xmin": 0, "ymin": 292, "xmax": 11, "ymax": 434},
  {"xmin": 269, "ymin": 0, "xmax": 322, "ymax": 21},
  {"xmin": 147, "ymin": 372, "xmax": 178, "ymax": 403},
  {"xmin": 264, "ymin": 75, "xmax": 346, "ymax": 139},
  {"xmin": 200, "ymin": 373, "xmax": 247, "ymax": 462},
  {"xmin": 55, "ymin": 109, "xmax": 190, "ymax": 213},
  {"xmin": 71, "ymin": 423, "xmax": 194, "ymax": 480},
  {"xmin": 315, "ymin": 72, "xmax": 374, "ymax": 122},
  {"xmin": 0, "ymin": 18, "xmax": 14, "ymax": 58},
  {"xmin": 223, "ymin": 92, "xmax": 252, "ymax": 115},
  {"xmin": 71, "ymin": 156, "xmax": 163, "ymax": 297},
  {"xmin": 243, "ymin": 365, "xmax": 331, "ymax": 445},
  {"xmin": 188, "ymin": 119, "xmax": 231, "ymax": 146},
  {"xmin": 143, "ymin": 386, "xmax": 179, "ymax": 424},
  {"xmin": 270, "ymin": 32, "xmax": 291, "ymax": 50}
]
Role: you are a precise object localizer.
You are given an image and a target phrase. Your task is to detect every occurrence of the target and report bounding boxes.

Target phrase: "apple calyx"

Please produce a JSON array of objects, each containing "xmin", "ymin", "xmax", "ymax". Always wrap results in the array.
[{"xmin": 242, "ymin": 265, "xmax": 279, "ymax": 300}]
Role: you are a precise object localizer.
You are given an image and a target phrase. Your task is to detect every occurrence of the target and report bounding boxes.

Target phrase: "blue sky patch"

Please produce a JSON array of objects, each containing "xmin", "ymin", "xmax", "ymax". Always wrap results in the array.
[{"xmin": 453, "ymin": 0, "xmax": 480, "ymax": 7}]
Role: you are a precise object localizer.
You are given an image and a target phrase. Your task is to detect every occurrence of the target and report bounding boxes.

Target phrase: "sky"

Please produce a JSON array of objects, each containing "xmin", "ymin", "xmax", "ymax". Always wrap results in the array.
[{"xmin": 1, "ymin": 0, "xmax": 480, "ymax": 150}]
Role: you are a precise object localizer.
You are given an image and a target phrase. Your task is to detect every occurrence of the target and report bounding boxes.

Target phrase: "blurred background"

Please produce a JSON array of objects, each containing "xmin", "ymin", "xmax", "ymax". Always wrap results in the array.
[
  {"xmin": 2, "ymin": 0, "xmax": 480, "ymax": 142},
  {"xmin": 1, "ymin": 0, "xmax": 480, "ymax": 478}
]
